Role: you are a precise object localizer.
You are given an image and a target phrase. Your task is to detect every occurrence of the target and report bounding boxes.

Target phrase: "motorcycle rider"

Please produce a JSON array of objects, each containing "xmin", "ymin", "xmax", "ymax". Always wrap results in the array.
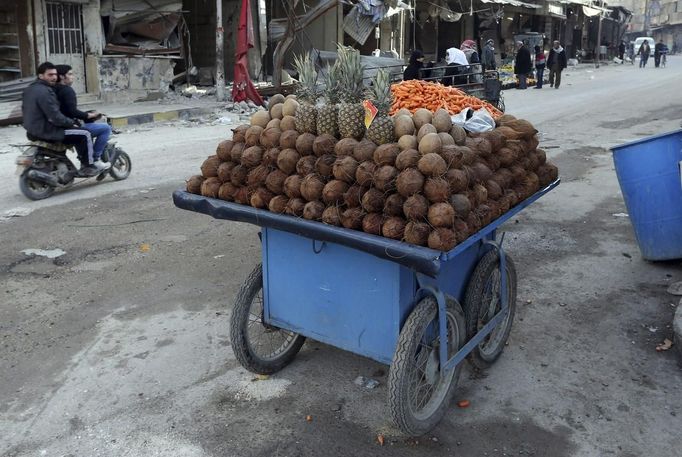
[
  {"xmin": 55, "ymin": 64, "xmax": 111, "ymax": 170},
  {"xmin": 22, "ymin": 62, "xmax": 103, "ymax": 176}
]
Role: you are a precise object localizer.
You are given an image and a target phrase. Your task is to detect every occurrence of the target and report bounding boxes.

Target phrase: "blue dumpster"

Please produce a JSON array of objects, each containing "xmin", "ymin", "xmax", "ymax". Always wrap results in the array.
[{"xmin": 611, "ymin": 129, "xmax": 682, "ymax": 260}]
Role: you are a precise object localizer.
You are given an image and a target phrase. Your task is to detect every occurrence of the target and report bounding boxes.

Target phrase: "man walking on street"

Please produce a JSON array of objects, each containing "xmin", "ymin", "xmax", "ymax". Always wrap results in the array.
[
  {"xmin": 547, "ymin": 41, "xmax": 567, "ymax": 89},
  {"xmin": 638, "ymin": 40, "xmax": 651, "ymax": 68},
  {"xmin": 22, "ymin": 62, "xmax": 103, "ymax": 176},
  {"xmin": 482, "ymin": 39, "xmax": 496, "ymax": 71},
  {"xmin": 654, "ymin": 40, "xmax": 665, "ymax": 67},
  {"xmin": 514, "ymin": 41, "xmax": 532, "ymax": 89}
]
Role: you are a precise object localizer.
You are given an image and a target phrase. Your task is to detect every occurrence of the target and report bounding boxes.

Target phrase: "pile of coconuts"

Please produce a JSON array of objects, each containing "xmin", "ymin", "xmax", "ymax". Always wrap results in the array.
[{"xmin": 186, "ymin": 96, "xmax": 558, "ymax": 252}]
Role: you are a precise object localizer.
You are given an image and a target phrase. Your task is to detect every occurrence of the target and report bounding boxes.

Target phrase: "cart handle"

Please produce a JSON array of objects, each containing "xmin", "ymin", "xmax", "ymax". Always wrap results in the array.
[{"xmin": 312, "ymin": 239, "xmax": 326, "ymax": 254}]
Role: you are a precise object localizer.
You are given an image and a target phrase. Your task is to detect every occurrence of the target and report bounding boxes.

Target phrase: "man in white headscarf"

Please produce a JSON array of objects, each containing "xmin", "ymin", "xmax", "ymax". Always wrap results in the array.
[{"xmin": 442, "ymin": 47, "xmax": 468, "ymax": 86}]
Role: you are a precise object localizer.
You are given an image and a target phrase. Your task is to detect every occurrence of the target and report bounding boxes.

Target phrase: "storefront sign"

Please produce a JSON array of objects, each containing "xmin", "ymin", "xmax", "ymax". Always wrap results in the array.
[{"xmin": 548, "ymin": 3, "xmax": 565, "ymax": 18}]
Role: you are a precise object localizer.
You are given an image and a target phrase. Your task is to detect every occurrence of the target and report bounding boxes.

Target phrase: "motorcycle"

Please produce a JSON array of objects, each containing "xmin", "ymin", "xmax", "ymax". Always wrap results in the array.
[{"xmin": 15, "ymin": 140, "xmax": 131, "ymax": 200}]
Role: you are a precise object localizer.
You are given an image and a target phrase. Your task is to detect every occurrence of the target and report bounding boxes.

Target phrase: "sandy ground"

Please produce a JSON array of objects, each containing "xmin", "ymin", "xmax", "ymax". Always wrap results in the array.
[{"xmin": 1, "ymin": 59, "xmax": 681, "ymax": 457}]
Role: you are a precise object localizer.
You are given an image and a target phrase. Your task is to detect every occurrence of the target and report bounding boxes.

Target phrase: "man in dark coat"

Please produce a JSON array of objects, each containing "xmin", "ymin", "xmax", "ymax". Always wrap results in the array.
[
  {"xmin": 638, "ymin": 40, "xmax": 651, "ymax": 67},
  {"xmin": 21, "ymin": 62, "xmax": 102, "ymax": 176},
  {"xmin": 403, "ymin": 50, "xmax": 425, "ymax": 81},
  {"xmin": 547, "ymin": 41, "xmax": 567, "ymax": 89},
  {"xmin": 514, "ymin": 41, "xmax": 532, "ymax": 89},
  {"xmin": 654, "ymin": 40, "xmax": 665, "ymax": 67}
]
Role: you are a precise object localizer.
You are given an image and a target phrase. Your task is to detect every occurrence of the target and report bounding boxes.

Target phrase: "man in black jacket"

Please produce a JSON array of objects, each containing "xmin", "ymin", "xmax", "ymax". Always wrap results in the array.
[
  {"xmin": 22, "ymin": 62, "xmax": 102, "ymax": 176},
  {"xmin": 514, "ymin": 41, "xmax": 532, "ymax": 89},
  {"xmin": 547, "ymin": 41, "xmax": 567, "ymax": 89}
]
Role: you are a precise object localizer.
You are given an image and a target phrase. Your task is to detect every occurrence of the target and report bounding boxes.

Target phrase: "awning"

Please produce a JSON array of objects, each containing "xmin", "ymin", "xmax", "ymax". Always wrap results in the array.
[
  {"xmin": 480, "ymin": 0, "xmax": 541, "ymax": 9},
  {"xmin": 582, "ymin": 5, "xmax": 610, "ymax": 17}
]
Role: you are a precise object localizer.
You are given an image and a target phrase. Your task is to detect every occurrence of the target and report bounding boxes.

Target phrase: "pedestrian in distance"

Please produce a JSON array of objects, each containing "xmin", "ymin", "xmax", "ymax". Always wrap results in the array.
[
  {"xmin": 461, "ymin": 39, "xmax": 482, "ymax": 83},
  {"xmin": 638, "ymin": 40, "xmax": 651, "ymax": 68},
  {"xmin": 654, "ymin": 39, "xmax": 665, "ymax": 68},
  {"xmin": 534, "ymin": 45, "xmax": 546, "ymax": 89},
  {"xmin": 21, "ymin": 62, "xmax": 102, "ymax": 177},
  {"xmin": 547, "ymin": 41, "xmax": 567, "ymax": 89},
  {"xmin": 441, "ymin": 47, "xmax": 469, "ymax": 86},
  {"xmin": 55, "ymin": 64, "xmax": 111, "ymax": 171},
  {"xmin": 618, "ymin": 41, "xmax": 626, "ymax": 60},
  {"xmin": 482, "ymin": 38, "xmax": 496, "ymax": 71},
  {"xmin": 514, "ymin": 41, "xmax": 532, "ymax": 90},
  {"xmin": 403, "ymin": 49, "xmax": 425, "ymax": 81}
]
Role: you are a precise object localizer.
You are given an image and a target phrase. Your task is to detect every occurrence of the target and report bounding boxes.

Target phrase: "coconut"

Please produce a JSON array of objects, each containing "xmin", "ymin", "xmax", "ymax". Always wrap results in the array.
[
  {"xmin": 300, "ymin": 174, "xmax": 325, "ymax": 201},
  {"xmin": 398, "ymin": 135, "xmax": 418, "ymax": 151},
  {"xmin": 395, "ymin": 108, "xmax": 412, "ymax": 118},
  {"xmin": 404, "ymin": 222, "xmax": 430, "ymax": 246},
  {"xmin": 282, "ymin": 98, "xmax": 299, "ymax": 117},
  {"xmin": 344, "ymin": 184, "xmax": 367, "ymax": 208},
  {"xmin": 413, "ymin": 108, "xmax": 432, "ymax": 130},
  {"xmin": 418, "ymin": 133, "xmax": 442, "ymax": 156},
  {"xmin": 313, "ymin": 134, "xmax": 337, "ymax": 157},
  {"xmin": 362, "ymin": 213, "xmax": 384, "ymax": 235},
  {"xmin": 449, "ymin": 125, "xmax": 466, "ymax": 145},
  {"xmin": 335, "ymin": 138, "xmax": 358, "ymax": 157},
  {"xmin": 262, "ymin": 148, "xmax": 280, "ymax": 168},
  {"xmin": 230, "ymin": 164, "xmax": 248, "ymax": 186},
  {"xmin": 322, "ymin": 180, "xmax": 349, "ymax": 204},
  {"xmin": 374, "ymin": 143, "xmax": 400, "ymax": 166},
  {"xmin": 471, "ymin": 162, "xmax": 493, "ymax": 183},
  {"xmin": 246, "ymin": 165, "xmax": 269, "ymax": 187},
  {"xmin": 394, "ymin": 115, "xmax": 416, "ymax": 137},
  {"xmin": 432, "ymin": 108, "xmax": 452, "ymax": 133},
  {"xmin": 495, "ymin": 125, "xmax": 523, "ymax": 141},
  {"xmin": 472, "ymin": 183, "xmax": 488, "ymax": 205},
  {"xmin": 505, "ymin": 189, "xmax": 520, "ymax": 207},
  {"xmin": 322, "ymin": 206, "xmax": 342, "ymax": 226},
  {"xmin": 497, "ymin": 147, "xmax": 517, "ymax": 167},
  {"xmin": 491, "ymin": 168, "xmax": 514, "ymax": 189},
  {"xmin": 296, "ymin": 155, "xmax": 317, "ymax": 176},
  {"xmin": 487, "ymin": 200, "xmax": 502, "ymax": 220},
  {"xmin": 482, "ymin": 130, "xmax": 507, "ymax": 151},
  {"xmin": 276, "ymin": 148, "xmax": 300, "ymax": 174},
  {"xmin": 417, "ymin": 124, "xmax": 437, "ymax": 142},
  {"xmin": 280, "ymin": 115, "xmax": 297, "ymax": 131},
  {"xmin": 505, "ymin": 119, "xmax": 538, "ymax": 138},
  {"xmin": 250, "ymin": 187, "xmax": 274, "ymax": 208},
  {"xmin": 445, "ymin": 168, "xmax": 468, "ymax": 193},
  {"xmin": 315, "ymin": 154, "xmax": 336, "ymax": 178},
  {"xmin": 484, "ymin": 155, "xmax": 501, "ymax": 173},
  {"xmin": 269, "ymin": 94, "xmax": 286, "ymax": 107},
  {"xmin": 295, "ymin": 132, "xmax": 316, "ymax": 156},
  {"xmin": 466, "ymin": 211, "xmax": 483, "ymax": 233},
  {"xmin": 186, "ymin": 175, "xmax": 204, "ymax": 194},
  {"xmin": 428, "ymin": 228, "xmax": 456, "ymax": 251},
  {"xmin": 523, "ymin": 136, "xmax": 540, "ymax": 152},
  {"xmin": 245, "ymin": 126, "xmax": 264, "ymax": 146},
  {"xmin": 265, "ymin": 169, "xmax": 288, "ymax": 194},
  {"xmin": 269, "ymin": 103, "xmax": 284, "ymax": 120},
  {"xmin": 355, "ymin": 160, "xmax": 377, "ymax": 186},
  {"xmin": 403, "ymin": 194, "xmax": 429, "ymax": 221},
  {"xmin": 232, "ymin": 124, "xmax": 249, "ymax": 143},
  {"xmin": 260, "ymin": 127, "xmax": 282, "ymax": 149},
  {"xmin": 437, "ymin": 132, "xmax": 456, "ymax": 147},
  {"xmin": 470, "ymin": 137, "xmax": 492, "ymax": 157},
  {"xmin": 285, "ymin": 198, "xmax": 306, "ymax": 216},
  {"xmin": 217, "ymin": 161, "xmax": 236, "ymax": 182},
  {"xmin": 341, "ymin": 207, "xmax": 365, "ymax": 230},
  {"xmin": 283, "ymin": 174, "xmax": 303, "ymax": 198},
  {"xmin": 510, "ymin": 165, "xmax": 527, "ymax": 184},
  {"xmin": 251, "ymin": 111, "xmax": 271, "ymax": 128},
  {"xmin": 218, "ymin": 182, "xmax": 236, "ymax": 201},
  {"xmin": 453, "ymin": 218, "xmax": 471, "ymax": 242},
  {"xmin": 384, "ymin": 194, "xmax": 405, "ymax": 217},
  {"xmin": 230, "ymin": 142, "xmax": 246, "ymax": 163},
  {"xmin": 449, "ymin": 194, "xmax": 471, "ymax": 218},
  {"xmin": 476, "ymin": 204, "xmax": 493, "ymax": 226},
  {"xmin": 353, "ymin": 138, "xmax": 377, "ymax": 162},
  {"xmin": 303, "ymin": 201, "xmax": 325, "ymax": 221},
  {"xmin": 418, "ymin": 153, "xmax": 447, "ymax": 177},
  {"xmin": 537, "ymin": 163, "xmax": 558, "ymax": 187},
  {"xmin": 496, "ymin": 113, "xmax": 517, "ymax": 126},
  {"xmin": 485, "ymin": 180, "xmax": 503, "ymax": 200},
  {"xmin": 333, "ymin": 156, "xmax": 359, "ymax": 183},
  {"xmin": 396, "ymin": 167, "xmax": 425, "ymax": 197},
  {"xmin": 440, "ymin": 145, "xmax": 464, "ymax": 169},
  {"xmin": 360, "ymin": 188, "xmax": 385, "ymax": 213},
  {"xmin": 524, "ymin": 171, "xmax": 540, "ymax": 191},
  {"xmin": 233, "ymin": 186, "xmax": 249, "ymax": 205},
  {"xmin": 241, "ymin": 146, "xmax": 264, "ymax": 168},
  {"xmin": 374, "ymin": 165, "xmax": 398, "ymax": 191},
  {"xmin": 200, "ymin": 155, "xmax": 221, "ymax": 178},
  {"xmin": 200, "ymin": 177, "xmax": 221, "ymax": 198},
  {"xmin": 382, "ymin": 217, "xmax": 406, "ymax": 240},
  {"xmin": 457, "ymin": 146, "xmax": 477, "ymax": 166},
  {"xmin": 279, "ymin": 130, "xmax": 299, "ymax": 149},
  {"xmin": 216, "ymin": 140, "xmax": 234, "ymax": 161},
  {"xmin": 266, "ymin": 118, "xmax": 281, "ymax": 130},
  {"xmin": 535, "ymin": 148, "xmax": 547, "ymax": 164},
  {"xmin": 424, "ymin": 177, "xmax": 451, "ymax": 203},
  {"xmin": 527, "ymin": 153, "xmax": 541, "ymax": 171},
  {"xmin": 428, "ymin": 202, "xmax": 455, "ymax": 228},
  {"xmin": 498, "ymin": 193, "xmax": 512, "ymax": 213}
]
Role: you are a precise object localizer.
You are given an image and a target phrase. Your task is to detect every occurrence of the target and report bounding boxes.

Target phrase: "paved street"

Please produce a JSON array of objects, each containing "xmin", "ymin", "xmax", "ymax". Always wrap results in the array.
[{"xmin": 1, "ymin": 60, "xmax": 681, "ymax": 457}]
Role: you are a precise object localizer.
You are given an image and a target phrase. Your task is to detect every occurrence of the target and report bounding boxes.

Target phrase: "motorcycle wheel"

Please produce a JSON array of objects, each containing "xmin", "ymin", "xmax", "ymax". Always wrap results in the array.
[
  {"xmin": 19, "ymin": 170, "xmax": 55, "ymax": 200},
  {"xmin": 109, "ymin": 150, "xmax": 131, "ymax": 180}
]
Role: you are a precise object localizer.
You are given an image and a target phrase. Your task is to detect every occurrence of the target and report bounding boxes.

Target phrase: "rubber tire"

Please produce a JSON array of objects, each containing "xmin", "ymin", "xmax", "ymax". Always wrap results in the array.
[
  {"xmin": 109, "ymin": 150, "xmax": 131, "ymax": 180},
  {"xmin": 19, "ymin": 171, "xmax": 55, "ymax": 200},
  {"xmin": 463, "ymin": 250, "xmax": 517, "ymax": 371},
  {"xmin": 388, "ymin": 296, "xmax": 466, "ymax": 436},
  {"xmin": 229, "ymin": 264, "xmax": 305, "ymax": 375}
]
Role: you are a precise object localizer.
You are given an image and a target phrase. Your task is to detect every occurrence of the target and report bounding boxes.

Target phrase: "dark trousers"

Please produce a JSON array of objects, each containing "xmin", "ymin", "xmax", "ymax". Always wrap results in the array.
[
  {"xmin": 654, "ymin": 53, "xmax": 661, "ymax": 67},
  {"xmin": 640, "ymin": 55, "xmax": 649, "ymax": 67},
  {"xmin": 536, "ymin": 65, "xmax": 545, "ymax": 88},
  {"xmin": 549, "ymin": 66, "xmax": 562, "ymax": 88}
]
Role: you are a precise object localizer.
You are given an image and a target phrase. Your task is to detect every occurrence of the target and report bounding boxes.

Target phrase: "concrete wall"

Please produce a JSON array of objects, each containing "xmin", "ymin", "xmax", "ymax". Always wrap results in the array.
[{"xmin": 98, "ymin": 56, "xmax": 174, "ymax": 102}]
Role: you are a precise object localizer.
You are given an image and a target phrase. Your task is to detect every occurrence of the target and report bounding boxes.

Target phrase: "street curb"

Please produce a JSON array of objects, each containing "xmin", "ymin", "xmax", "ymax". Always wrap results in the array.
[
  {"xmin": 109, "ymin": 106, "xmax": 217, "ymax": 128},
  {"xmin": 674, "ymin": 302, "xmax": 682, "ymax": 366}
]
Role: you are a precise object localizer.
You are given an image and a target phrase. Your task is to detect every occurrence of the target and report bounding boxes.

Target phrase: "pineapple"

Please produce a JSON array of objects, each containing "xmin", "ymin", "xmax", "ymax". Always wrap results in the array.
[
  {"xmin": 336, "ymin": 45, "xmax": 366, "ymax": 140},
  {"xmin": 293, "ymin": 53, "xmax": 319, "ymax": 135},
  {"xmin": 317, "ymin": 63, "xmax": 340, "ymax": 137},
  {"xmin": 365, "ymin": 68, "xmax": 395, "ymax": 145}
]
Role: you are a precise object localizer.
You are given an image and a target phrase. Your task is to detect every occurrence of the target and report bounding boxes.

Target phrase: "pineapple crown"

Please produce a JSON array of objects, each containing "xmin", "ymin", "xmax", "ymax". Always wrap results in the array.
[
  {"xmin": 366, "ymin": 68, "xmax": 394, "ymax": 114},
  {"xmin": 321, "ymin": 63, "xmax": 340, "ymax": 104},
  {"xmin": 293, "ymin": 53, "xmax": 319, "ymax": 104},
  {"xmin": 336, "ymin": 44, "xmax": 365, "ymax": 103}
]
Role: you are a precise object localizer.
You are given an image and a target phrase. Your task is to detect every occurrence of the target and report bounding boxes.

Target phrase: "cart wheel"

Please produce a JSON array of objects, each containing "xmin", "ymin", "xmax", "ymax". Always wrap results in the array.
[
  {"xmin": 388, "ymin": 296, "xmax": 466, "ymax": 436},
  {"xmin": 230, "ymin": 263, "xmax": 306, "ymax": 375},
  {"xmin": 463, "ymin": 250, "xmax": 517, "ymax": 370}
]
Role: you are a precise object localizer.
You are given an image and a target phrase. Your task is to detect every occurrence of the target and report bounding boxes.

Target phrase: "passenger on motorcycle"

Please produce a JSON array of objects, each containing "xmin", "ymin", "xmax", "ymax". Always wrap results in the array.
[
  {"xmin": 22, "ymin": 62, "xmax": 103, "ymax": 177},
  {"xmin": 55, "ymin": 64, "xmax": 112, "ymax": 171}
]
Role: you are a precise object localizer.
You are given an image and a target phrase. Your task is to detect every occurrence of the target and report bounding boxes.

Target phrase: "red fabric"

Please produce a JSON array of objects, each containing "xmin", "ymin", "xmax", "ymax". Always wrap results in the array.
[{"xmin": 232, "ymin": 0, "xmax": 264, "ymax": 106}]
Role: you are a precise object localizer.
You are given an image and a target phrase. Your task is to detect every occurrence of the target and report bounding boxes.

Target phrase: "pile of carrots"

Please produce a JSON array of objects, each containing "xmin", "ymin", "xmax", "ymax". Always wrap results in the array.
[{"xmin": 389, "ymin": 79, "xmax": 503, "ymax": 119}]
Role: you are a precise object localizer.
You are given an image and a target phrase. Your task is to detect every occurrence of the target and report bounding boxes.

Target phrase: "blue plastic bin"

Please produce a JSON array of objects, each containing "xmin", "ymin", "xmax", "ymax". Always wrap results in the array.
[{"xmin": 611, "ymin": 129, "xmax": 682, "ymax": 260}]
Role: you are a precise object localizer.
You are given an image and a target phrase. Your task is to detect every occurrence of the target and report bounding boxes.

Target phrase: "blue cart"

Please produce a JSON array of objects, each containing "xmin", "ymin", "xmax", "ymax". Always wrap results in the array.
[{"xmin": 173, "ymin": 178, "xmax": 559, "ymax": 436}]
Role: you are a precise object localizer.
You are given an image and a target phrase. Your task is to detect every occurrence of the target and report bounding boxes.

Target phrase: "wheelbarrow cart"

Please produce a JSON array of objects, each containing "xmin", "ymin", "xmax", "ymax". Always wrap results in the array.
[{"xmin": 173, "ymin": 178, "xmax": 559, "ymax": 435}]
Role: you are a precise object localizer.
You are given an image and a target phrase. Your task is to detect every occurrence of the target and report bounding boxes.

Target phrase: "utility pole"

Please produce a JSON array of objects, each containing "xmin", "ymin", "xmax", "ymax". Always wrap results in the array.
[
  {"xmin": 215, "ymin": 0, "xmax": 226, "ymax": 101},
  {"xmin": 595, "ymin": 0, "xmax": 603, "ymax": 68}
]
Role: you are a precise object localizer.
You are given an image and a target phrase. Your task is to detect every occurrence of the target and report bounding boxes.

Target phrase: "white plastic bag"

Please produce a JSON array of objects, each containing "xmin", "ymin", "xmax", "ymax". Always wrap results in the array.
[{"xmin": 451, "ymin": 107, "xmax": 495, "ymax": 133}]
